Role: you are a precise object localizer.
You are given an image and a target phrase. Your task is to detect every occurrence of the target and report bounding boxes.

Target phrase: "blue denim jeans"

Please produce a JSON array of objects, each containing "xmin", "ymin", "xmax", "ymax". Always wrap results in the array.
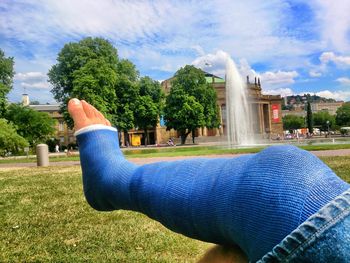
[{"xmin": 259, "ymin": 188, "xmax": 350, "ymax": 262}]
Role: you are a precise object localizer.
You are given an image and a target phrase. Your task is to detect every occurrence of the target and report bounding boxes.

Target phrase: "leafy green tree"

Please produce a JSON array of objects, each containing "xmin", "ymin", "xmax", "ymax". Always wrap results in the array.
[
  {"xmin": 0, "ymin": 119, "xmax": 29, "ymax": 156},
  {"xmin": 306, "ymin": 99, "xmax": 313, "ymax": 134},
  {"xmin": 0, "ymin": 49, "xmax": 15, "ymax": 116},
  {"xmin": 48, "ymin": 37, "xmax": 139, "ymax": 143},
  {"xmin": 112, "ymin": 60, "xmax": 140, "ymax": 145},
  {"xmin": 5, "ymin": 104, "xmax": 56, "ymax": 146},
  {"xmin": 282, "ymin": 115, "xmax": 305, "ymax": 133},
  {"xmin": 165, "ymin": 88, "xmax": 205, "ymax": 144},
  {"xmin": 313, "ymin": 111, "xmax": 336, "ymax": 131},
  {"xmin": 134, "ymin": 77, "xmax": 164, "ymax": 146},
  {"xmin": 336, "ymin": 102, "xmax": 350, "ymax": 127},
  {"xmin": 164, "ymin": 65, "xmax": 219, "ymax": 144}
]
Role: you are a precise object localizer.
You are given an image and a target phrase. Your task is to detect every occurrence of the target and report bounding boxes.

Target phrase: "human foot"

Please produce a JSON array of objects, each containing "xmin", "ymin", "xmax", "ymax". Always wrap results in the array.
[{"xmin": 68, "ymin": 98, "xmax": 111, "ymax": 131}]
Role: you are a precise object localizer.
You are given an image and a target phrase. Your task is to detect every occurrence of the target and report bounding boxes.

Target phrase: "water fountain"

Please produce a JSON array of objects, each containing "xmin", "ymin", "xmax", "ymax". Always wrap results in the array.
[{"xmin": 225, "ymin": 54, "xmax": 255, "ymax": 146}]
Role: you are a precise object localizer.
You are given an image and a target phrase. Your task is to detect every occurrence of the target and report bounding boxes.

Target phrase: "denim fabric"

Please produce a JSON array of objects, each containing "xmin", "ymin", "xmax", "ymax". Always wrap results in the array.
[{"xmin": 259, "ymin": 189, "xmax": 350, "ymax": 262}]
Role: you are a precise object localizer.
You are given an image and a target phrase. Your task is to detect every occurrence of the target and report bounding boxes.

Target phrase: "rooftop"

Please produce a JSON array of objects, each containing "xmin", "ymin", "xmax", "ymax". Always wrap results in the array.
[{"xmin": 29, "ymin": 104, "xmax": 60, "ymax": 112}]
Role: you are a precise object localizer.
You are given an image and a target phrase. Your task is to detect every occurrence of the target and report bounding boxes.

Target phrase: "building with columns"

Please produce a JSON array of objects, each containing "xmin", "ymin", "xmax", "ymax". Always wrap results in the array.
[{"xmin": 156, "ymin": 72, "xmax": 283, "ymax": 144}]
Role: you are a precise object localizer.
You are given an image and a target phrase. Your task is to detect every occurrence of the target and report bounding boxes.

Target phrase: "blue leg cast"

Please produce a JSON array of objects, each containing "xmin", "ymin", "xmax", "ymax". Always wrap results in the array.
[{"xmin": 77, "ymin": 128, "xmax": 349, "ymax": 261}]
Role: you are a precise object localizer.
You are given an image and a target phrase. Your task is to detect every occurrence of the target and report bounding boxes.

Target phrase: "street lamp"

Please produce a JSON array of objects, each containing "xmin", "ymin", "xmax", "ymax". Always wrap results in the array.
[{"xmin": 326, "ymin": 120, "xmax": 330, "ymax": 137}]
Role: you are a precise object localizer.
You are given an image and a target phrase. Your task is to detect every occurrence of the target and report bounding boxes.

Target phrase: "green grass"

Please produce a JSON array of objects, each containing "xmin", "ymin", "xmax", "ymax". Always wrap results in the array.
[
  {"xmin": 1, "ymin": 156, "xmax": 350, "ymax": 261},
  {"xmin": 0, "ymin": 143, "xmax": 350, "ymax": 164},
  {"xmin": 0, "ymin": 166, "xmax": 210, "ymax": 262}
]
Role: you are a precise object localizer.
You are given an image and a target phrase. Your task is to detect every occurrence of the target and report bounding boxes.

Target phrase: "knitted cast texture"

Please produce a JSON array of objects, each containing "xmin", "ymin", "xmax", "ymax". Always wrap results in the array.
[{"xmin": 77, "ymin": 129, "xmax": 349, "ymax": 261}]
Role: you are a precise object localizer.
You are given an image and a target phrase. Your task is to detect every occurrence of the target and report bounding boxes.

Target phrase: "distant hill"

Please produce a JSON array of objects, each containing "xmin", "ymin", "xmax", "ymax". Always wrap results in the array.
[{"xmin": 282, "ymin": 94, "xmax": 338, "ymax": 110}]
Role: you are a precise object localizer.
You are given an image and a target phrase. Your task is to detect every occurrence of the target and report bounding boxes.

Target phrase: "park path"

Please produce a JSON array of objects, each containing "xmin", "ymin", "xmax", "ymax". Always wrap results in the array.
[{"xmin": 0, "ymin": 149, "xmax": 349, "ymax": 168}]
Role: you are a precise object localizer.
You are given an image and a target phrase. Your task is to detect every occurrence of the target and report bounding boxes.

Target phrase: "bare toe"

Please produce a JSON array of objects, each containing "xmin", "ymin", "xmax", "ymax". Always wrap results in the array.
[
  {"xmin": 68, "ymin": 98, "xmax": 88, "ymax": 131},
  {"xmin": 105, "ymin": 119, "xmax": 111, "ymax": 126},
  {"xmin": 81, "ymin": 100, "xmax": 96, "ymax": 119},
  {"xmin": 81, "ymin": 100, "xmax": 110, "ymax": 126}
]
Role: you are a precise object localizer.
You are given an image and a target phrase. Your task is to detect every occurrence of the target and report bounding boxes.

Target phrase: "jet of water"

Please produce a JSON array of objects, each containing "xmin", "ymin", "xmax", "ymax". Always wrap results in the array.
[{"xmin": 225, "ymin": 53, "xmax": 255, "ymax": 146}]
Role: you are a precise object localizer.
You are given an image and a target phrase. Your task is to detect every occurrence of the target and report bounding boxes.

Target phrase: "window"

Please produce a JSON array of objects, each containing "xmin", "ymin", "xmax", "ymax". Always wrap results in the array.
[{"xmin": 59, "ymin": 121, "xmax": 64, "ymax": 131}]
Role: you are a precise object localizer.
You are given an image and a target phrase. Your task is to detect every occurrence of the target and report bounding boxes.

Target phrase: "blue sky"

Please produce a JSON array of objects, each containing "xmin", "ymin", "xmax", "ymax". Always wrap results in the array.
[{"xmin": 1, "ymin": 0, "xmax": 350, "ymax": 103}]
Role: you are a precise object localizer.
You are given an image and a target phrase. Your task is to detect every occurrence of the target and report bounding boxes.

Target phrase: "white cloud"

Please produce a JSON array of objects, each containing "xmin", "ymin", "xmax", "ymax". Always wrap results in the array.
[
  {"xmin": 3, "ymin": 0, "xmax": 350, "ymax": 103},
  {"xmin": 192, "ymin": 50, "xmax": 262, "ymax": 80},
  {"xmin": 238, "ymin": 59, "xmax": 260, "ymax": 82},
  {"xmin": 309, "ymin": 70, "xmax": 322, "ymax": 77},
  {"xmin": 1, "ymin": 0, "xmax": 326, "ymax": 73},
  {"xmin": 314, "ymin": 90, "xmax": 350, "ymax": 101},
  {"xmin": 312, "ymin": 0, "xmax": 350, "ymax": 52},
  {"xmin": 336, "ymin": 77, "xmax": 350, "ymax": 85},
  {"xmin": 192, "ymin": 50, "xmax": 229, "ymax": 77},
  {"xmin": 262, "ymin": 87, "xmax": 294, "ymax": 97},
  {"xmin": 21, "ymin": 82, "xmax": 50, "ymax": 90},
  {"xmin": 15, "ymin": 72, "xmax": 46, "ymax": 81},
  {"xmin": 299, "ymin": 90, "xmax": 350, "ymax": 101},
  {"xmin": 320, "ymin": 52, "xmax": 350, "ymax": 66},
  {"xmin": 260, "ymin": 70, "xmax": 299, "ymax": 85}
]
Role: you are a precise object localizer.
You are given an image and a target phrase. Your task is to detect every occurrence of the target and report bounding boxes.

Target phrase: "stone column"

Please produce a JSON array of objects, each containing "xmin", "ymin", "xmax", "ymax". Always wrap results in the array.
[
  {"xmin": 259, "ymin": 104, "xmax": 264, "ymax": 134},
  {"xmin": 203, "ymin": 127, "xmax": 208, "ymax": 136}
]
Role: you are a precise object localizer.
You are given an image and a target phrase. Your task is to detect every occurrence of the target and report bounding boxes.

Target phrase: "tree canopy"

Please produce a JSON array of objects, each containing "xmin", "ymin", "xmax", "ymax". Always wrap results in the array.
[
  {"xmin": 48, "ymin": 37, "xmax": 139, "ymax": 137},
  {"xmin": 282, "ymin": 115, "xmax": 305, "ymax": 132},
  {"xmin": 164, "ymin": 65, "xmax": 219, "ymax": 144},
  {"xmin": 313, "ymin": 111, "xmax": 336, "ymax": 131},
  {"xmin": 0, "ymin": 49, "xmax": 14, "ymax": 116},
  {"xmin": 336, "ymin": 102, "xmax": 350, "ymax": 127},
  {"xmin": 5, "ymin": 104, "xmax": 56, "ymax": 146},
  {"xmin": 0, "ymin": 119, "xmax": 29, "ymax": 156},
  {"xmin": 134, "ymin": 76, "xmax": 164, "ymax": 146}
]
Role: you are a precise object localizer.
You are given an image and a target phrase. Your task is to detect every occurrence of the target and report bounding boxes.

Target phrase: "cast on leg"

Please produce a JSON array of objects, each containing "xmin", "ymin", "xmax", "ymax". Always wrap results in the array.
[{"xmin": 76, "ymin": 128, "xmax": 349, "ymax": 261}]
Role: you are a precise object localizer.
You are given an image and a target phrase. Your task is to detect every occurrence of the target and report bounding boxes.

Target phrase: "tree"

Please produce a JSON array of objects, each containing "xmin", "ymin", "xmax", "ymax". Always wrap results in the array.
[
  {"xmin": 306, "ymin": 99, "xmax": 313, "ymax": 134},
  {"xmin": 164, "ymin": 65, "xmax": 219, "ymax": 144},
  {"xmin": 0, "ymin": 119, "xmax": 29, "ymax": 156},
  {"xmin": 282, "ymin": 115, "xmax": 305, "ymax": 133},
  {"xmin": 48, "ymin": 37, "xmax": 139, "ymax": 145},
  {"xmin": 313, "ymin": 111, "xmax": 336, "ymax": 132},
  {"xmin": 336, "ymin": 102, "xmax": 350, "ymax": 127},
  {"xmin": 134, "ymin": 77, "xmax": 164, "ymax": 146},
  {"xmin": 112, "ymin": 60, "xmax": 140, "ymax": 145},
  {"xmin": 0, "ymin": 49, "xmax": 15, "ymax": 116},
  {"xmin": 164, "ymin": 88, "xmax": 205, "ymax": 144},
  {"xmin": 5, "ymin": 104, "xmax": 56, "ymax": 146}
]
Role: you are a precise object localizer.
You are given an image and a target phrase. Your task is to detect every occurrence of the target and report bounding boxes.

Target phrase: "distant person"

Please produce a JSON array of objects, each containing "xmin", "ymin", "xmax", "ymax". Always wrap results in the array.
[
  {"xmin": 167, "ymin": 138, "xmax": 175, "ymax": 146},
  {"xmin": 68, "ymin": 98, "xmax": 350, "ymax": 262},
  {"xmin": 55, "ymin": 144, "xmax": 59, "ymax": 153}
]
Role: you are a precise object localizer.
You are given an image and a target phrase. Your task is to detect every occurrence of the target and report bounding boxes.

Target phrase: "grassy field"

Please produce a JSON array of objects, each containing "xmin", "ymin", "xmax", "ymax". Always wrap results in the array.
[
  {"xmin": 1, "ymin": 156, "xmax": 350, "ymax": 262},
  {"xmin": 0, "ymin": 142, "xmax": 350, "ymax": 163},
  {"xmin": 0, "ymin": 166, "xmax": 210, "ymax": 262}
]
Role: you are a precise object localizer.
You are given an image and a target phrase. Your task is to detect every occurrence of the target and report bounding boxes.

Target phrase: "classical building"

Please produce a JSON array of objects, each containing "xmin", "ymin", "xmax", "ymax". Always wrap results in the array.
[
  {"xmin": 157, "ymin": 72, "xmax": 283, "ymax": 144},
  {"xmin": 22, "ymin": 94, "xmax": 75, "ymax": 147},
  {"xmin": 311, "ymin": 101, "xmax": 344, "ymax": 115}
]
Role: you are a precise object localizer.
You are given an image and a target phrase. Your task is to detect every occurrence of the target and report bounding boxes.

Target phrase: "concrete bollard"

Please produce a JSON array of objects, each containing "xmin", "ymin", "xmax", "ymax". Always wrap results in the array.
[{"xmin": 36, "ymin": 144, "xmax": 49, "ymax": 167}]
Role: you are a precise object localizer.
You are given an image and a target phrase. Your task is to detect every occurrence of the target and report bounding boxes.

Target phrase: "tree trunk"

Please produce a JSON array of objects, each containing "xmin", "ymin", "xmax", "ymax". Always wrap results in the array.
[
  {"xmin": 192, "ymin": 129, "xmax": 195, "ymax": 144},
  {"xmin": 118, "ymin": 131, "xmax": 122, "ymax": 146},
  {"xmin": 144, "ymin": 127, "xmax": 148, "ymax": 147},
  {"xmin": 180, "ymin": 131, "xmax": 191, "ymax": 145},
  {"xmin": 123, "ymin": 131, "xmax": 130, "ymax": 147}
]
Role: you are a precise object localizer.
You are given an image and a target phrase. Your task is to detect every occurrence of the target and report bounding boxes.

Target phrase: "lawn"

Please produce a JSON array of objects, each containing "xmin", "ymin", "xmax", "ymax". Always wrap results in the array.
[
  {"xmin": 0, "ymin": 166, "xmax": 210, "ymax": 262},
  {"xmin": 1, "ymin": 156, "xmax": 350, "ymax": 262},
  {"xmin": 0, "ymin": 142, "xmax": 350, "ymax": 163}
]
